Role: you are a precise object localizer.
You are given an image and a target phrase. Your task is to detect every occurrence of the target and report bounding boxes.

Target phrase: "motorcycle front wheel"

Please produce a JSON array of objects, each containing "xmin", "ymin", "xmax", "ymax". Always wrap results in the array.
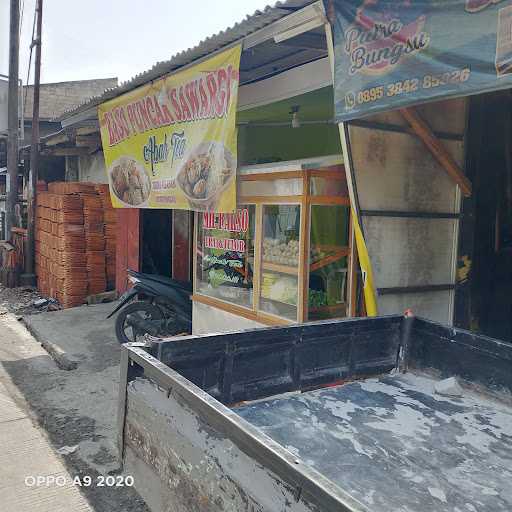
[{"xmin": 115, "ymin": 301, "xmax": 163, "ymax": 344}]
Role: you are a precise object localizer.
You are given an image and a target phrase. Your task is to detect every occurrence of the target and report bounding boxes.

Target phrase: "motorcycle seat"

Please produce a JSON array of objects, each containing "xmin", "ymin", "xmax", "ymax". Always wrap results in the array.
[{"xmin": 129, "ymin": 271, "xmax": 192, "ymax": 292}]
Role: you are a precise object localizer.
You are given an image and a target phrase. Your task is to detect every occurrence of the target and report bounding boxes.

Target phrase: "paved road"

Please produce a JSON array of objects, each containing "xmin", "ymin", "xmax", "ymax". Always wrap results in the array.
[
  {"xmin": 0, "ymin": 315, "xmax": 93, "ymax": 512},
  {"xmin": 0, "ymin": 308, "xmax": 149, "ymax": 512}
]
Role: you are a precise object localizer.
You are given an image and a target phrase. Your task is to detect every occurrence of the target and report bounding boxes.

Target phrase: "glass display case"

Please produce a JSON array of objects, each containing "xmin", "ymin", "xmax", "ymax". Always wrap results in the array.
[
  {"xmin": 260, "ymin": 205, "xmax": 301, "ymax": 320},
  {"xmin": 195, "ymin": 206, "xmax": 255, "ymax": 307},
  {"xmin": 308, "ymin": 204, "xmax": 350, "ymax": 321},
  {"xmin": 193, "ymin": 157, "xmax": 353, "ymax": 325}
]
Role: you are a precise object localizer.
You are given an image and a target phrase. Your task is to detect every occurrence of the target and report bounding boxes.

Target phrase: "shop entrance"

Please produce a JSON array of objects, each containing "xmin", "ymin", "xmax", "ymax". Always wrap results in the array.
[
  {"xmin": 465, "ymin": 91, "xmax": 512, "ymax": 341},
  {"xmin": 140, "ymin": 209, "xmax": 193, "ymax": 282},
  {"xmin": 141, "ymin": 209, "xmax": 172, "ymax": 277}
]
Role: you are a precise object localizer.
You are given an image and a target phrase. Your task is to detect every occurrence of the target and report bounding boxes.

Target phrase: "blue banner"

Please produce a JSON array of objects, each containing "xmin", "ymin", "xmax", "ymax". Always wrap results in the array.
[{"xmin": 328, "ymin": 0, "xmax": 512, "ymax": 121}]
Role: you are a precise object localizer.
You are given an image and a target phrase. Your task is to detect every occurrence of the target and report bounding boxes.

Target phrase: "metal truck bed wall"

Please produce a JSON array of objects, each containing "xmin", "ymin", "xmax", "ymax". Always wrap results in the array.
[
  {"xmin": 149, "ymin": 315, "xmax": 403, "ymax": 404},
  {"xmin": 118, "ymin": 315, "xmax": 512, "ymax": 512},
  {"xmin": 410, "ymin": 317, "xmax": 512, "ymax": 392}
]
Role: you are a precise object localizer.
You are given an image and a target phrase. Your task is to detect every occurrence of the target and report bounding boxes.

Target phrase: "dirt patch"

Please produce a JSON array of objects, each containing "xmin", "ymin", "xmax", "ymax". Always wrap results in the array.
[{"xmin": 0, "ymin": 284, "xmax": 59, "ymax": 316}]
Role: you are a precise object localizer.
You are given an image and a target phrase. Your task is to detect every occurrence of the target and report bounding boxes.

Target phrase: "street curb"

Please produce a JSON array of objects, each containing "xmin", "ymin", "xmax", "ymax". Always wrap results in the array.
[{"xmin": 21, "ymin": 319, "xmax": 79, "ymax": 371}]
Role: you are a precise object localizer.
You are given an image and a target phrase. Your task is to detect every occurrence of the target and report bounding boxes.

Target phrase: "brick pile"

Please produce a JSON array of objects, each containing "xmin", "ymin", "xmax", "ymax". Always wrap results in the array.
[
  {"xmin": 35, "ymin": 182, "xmax": 117, "ymax": 309},
  {"xmin": 82, "ymin": 192, "xmax": 107, "ymax": 295},
  {"xmin": 95, "ymin": 184, "xmax": 117, "ymax": 290},
  {"xmin": 35, "ymin": 189, "xmax": 87, "ymax": 308}
]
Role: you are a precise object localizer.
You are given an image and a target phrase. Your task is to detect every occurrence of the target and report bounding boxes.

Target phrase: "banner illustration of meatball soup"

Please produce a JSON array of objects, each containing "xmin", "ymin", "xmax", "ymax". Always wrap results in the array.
[{"xmin": 98, "ymin": 46, "xmax": 241, "ymax": 212}]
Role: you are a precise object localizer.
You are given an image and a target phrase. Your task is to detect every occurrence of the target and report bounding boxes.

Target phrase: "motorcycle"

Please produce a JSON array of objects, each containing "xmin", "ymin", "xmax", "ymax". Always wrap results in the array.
[{"xmin": 107, "ymin": 269, "xmax": 192, "ymax": 344}]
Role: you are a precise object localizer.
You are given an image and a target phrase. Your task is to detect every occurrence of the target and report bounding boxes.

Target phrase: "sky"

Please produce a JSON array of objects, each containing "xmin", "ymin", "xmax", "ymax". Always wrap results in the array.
[{"xmin": 1, "ymin": 0, "xmax": 268, "ymax": 85}]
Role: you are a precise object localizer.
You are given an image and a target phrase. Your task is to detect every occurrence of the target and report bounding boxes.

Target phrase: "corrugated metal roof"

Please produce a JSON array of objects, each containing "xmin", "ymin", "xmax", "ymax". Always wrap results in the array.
[{"xmin": 58, "ymin": 0, "xmax": 316, "ymax": 122}]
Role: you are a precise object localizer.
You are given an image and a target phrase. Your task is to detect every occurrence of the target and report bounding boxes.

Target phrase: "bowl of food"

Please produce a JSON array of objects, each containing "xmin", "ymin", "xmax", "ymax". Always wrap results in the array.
[
  {"xmin": 176, "ymin": 142, "xmax": 235, "ymax": 210},
  {"xmin": 108, "ymin": 157, "xmax": 152, "ymax": 207}
]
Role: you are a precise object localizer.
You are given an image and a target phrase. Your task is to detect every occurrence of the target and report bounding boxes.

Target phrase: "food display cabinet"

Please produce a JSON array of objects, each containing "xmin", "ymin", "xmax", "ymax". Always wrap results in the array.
[{"xmin": 192, "ymin": 155, "xmax": 355, "ymax": 329}]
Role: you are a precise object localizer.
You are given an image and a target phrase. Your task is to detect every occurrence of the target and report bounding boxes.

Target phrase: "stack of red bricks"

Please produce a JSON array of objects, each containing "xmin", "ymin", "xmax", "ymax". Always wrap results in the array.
[
  {"xmin": 35, "ymin": 186, "xmax": 88, "ymax": 308},
  {"xmin": 81, "ymin": 191, "xmax": 107, "ymax": 295},
  {"xmin": 95, "ymin": 184, "xmax": 117, "ymax": 290},
  {"xmin": 35, "ymin": 182, "xmax": 117, "ymax": 308}
]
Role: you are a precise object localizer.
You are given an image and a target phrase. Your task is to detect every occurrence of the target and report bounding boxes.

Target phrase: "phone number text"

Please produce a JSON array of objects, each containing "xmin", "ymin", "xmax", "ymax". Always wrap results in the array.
[{"xmin": 346, "ymin": 68, "xmax": 471, "ymax": 108}]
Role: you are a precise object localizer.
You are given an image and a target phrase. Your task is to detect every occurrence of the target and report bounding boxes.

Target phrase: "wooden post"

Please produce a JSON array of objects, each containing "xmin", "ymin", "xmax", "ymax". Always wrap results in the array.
[
  {"xmin": 400, "ymin": 106, "xmax": 472, "ymax": 197},
  {"xmin": 298, "ymin": 171, "xmax": 310, "ymax": 323},
  {"xmin": 25, "ymin": 0, "xmax": 43, "ymax": 283},
  {"xmin": 6, "ymin": 0, "xmax": 19, "ymax": 240},
  {"xmin": 253, "ymin": 205, "xmax": 263, "ymax": 313}
]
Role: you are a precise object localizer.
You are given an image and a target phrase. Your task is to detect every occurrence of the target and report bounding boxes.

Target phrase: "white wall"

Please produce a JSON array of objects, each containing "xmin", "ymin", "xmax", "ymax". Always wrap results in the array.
[
  {"xmin": 78, "ymin": 152, "xmax": 108, "ymax": 183},
  {"xmin": 192, "ymin": 301, "xmax": 264, "ymax": 335},
  {"xmin": 349, "ymin": 98, "xmax": 466, "ymax": 324}
]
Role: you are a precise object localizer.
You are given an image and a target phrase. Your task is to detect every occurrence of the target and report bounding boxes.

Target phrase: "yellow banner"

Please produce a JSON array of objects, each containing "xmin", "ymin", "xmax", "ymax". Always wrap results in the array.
[{"xmin": 98, "ymin": 46, "xmax": 241, "ymax": 212}]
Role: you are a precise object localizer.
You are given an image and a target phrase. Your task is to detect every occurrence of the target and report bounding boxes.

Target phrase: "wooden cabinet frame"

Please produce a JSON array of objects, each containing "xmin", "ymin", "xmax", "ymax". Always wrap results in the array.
[{"xmin": 193, "ymin": 164, "xmax": 355, "ymax": 326}]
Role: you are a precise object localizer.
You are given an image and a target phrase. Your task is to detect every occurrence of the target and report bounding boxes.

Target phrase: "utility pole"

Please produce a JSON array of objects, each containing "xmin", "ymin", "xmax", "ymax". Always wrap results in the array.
[
  {"xmin": 24, "ymin": 0, "xmax": 43, "ymax": 284},
  {"xmin": 6, "ymin": 0, "xmax": 19, "ymax": 240}
]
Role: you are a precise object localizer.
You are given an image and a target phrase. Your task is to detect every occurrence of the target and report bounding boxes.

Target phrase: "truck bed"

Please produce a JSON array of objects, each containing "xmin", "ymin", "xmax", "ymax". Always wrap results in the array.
[
  {"xmin": 119, "ymin": 314, "xmax": 512, "ymax": 512},
  {"xmin": 236, "ymin": 371, "xmax": 512, "ymax": 512}
]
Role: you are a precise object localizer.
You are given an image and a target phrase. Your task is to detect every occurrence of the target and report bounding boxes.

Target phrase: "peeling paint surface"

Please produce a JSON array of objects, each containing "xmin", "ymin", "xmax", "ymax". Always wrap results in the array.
[
  {"xmin": 125, "ymin": 378, "xmax": 347, "ymax": 512},
  {"xmin": 236, "ymin": 373, "xmax": 512, "ymax": 512}
]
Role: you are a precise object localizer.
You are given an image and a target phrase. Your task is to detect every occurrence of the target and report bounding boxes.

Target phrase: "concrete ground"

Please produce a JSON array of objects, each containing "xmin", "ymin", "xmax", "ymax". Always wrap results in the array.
[
  {"xmin": 0, "ymin": 331, "xmax": 93, "ymax": 512},
  {"xmin": 0, "ymin": 304, "xmax": 149, "ymax": 512}
]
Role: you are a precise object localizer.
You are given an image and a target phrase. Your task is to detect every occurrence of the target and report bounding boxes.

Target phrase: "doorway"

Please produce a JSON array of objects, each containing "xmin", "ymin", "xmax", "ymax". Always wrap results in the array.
[
  {"xmin": 141, "ymin": 210, "xmax": 172, "ymax": 276},
  {"xmin": 140, "ymin": 209, "xmax": 194, "ymax": 282},
  {"xmin": 464, "ymin": 91, "xmax": 512, "ymax": 341}
]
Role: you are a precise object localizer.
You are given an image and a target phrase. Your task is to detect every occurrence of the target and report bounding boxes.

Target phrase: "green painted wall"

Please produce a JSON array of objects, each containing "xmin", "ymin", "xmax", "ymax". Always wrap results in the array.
[
  {"xmin": 238, "ymin": 124, "xmax": 341, "ymax": 165},
  {"xmin": 236, "ymin": 86, "xmax": 341, "ymax": 165}
]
